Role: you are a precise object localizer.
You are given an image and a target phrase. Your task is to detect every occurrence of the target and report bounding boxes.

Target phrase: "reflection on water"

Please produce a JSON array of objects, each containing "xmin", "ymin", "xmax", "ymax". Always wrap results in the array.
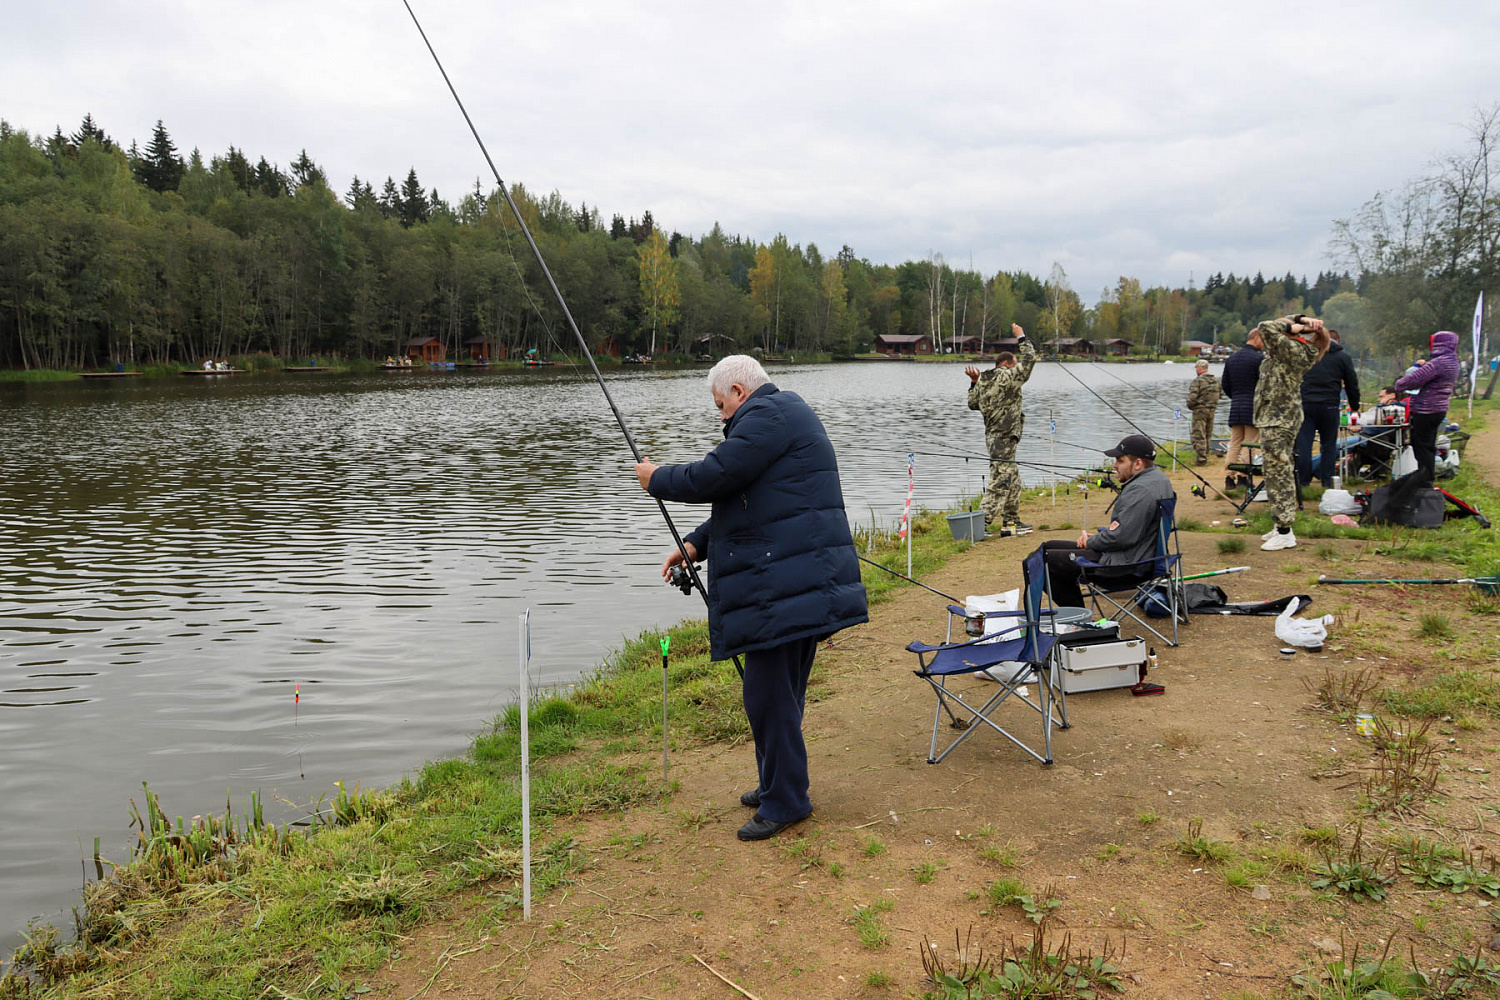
[{"xmin": 0, "ymin": 360, "xmax": 1214, "ymax": 945}]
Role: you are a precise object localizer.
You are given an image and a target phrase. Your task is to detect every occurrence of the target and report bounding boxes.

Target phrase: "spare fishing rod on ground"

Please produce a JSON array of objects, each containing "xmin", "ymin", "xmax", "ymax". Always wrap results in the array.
[
  {"xmin": 402, "ymin": 0, "xmax": 742, "ymax": 691},
  {"xmin": 1053, "ymin": 363, "xmax": 1236, "ymax": 504}
]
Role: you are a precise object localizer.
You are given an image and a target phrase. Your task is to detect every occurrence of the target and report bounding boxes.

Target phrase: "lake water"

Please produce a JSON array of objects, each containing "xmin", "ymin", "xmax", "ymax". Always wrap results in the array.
[{"xmin": 0, "ymin": 359, "xmax": 1217, "ymax": 947}]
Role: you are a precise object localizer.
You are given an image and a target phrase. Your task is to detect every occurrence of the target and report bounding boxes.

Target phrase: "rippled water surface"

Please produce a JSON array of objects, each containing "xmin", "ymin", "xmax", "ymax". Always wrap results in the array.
[{"xmin": 0, "ymin": 360, "xmax": 1216, "ymax": 944}]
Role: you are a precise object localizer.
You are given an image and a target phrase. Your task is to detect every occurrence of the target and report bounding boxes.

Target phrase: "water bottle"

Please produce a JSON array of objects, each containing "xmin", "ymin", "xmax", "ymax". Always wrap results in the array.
[
  {"xmin": 1332, "ymin": 475, "xmax": 1342, "ymax": 491},
  {"xmin": 1340, "ymin": 409, "xmax": 1349, "ymax": 427}
]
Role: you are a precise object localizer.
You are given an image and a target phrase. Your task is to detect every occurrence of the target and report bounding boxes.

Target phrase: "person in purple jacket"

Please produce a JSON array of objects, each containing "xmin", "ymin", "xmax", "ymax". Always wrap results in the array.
[{"xmin": 1394, "ymin": 331, "xmax": 1462, "ymax": 483}]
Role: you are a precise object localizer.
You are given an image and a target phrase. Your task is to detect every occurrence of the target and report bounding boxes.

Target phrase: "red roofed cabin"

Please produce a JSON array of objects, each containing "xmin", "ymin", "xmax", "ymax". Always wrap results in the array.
[
  {"xmin": 1103, "ymin": 338, "xmax": 1134, "ymax": 356},
  {"xmin": 406, "ymin": 337, "xmax": 445, "ymax": 364},
  {"xmin": 1180, "ymin": 340, "xmax": 1214, "ymax": 357},
  {"xmin": 874, "ymin": 334, "xmax": 933, "ymax": 356},
  {"xmin": 947, "ymin": 335, "xmax": 983, "ymax": 354}
]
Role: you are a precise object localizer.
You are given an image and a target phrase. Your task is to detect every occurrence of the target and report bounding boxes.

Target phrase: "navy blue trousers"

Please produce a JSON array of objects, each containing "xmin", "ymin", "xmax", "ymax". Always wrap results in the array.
[
  {"xmin": 1295, "ymin": 403, "xmax": 1342, "ymax": 487},
  {"xmin": 743, "ymin": 636, "xmax": 817, "ymax": 823}
]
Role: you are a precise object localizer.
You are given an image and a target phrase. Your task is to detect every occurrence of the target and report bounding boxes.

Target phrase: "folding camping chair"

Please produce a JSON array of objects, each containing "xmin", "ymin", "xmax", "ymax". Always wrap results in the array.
[
  {"xmin": 1076, "ymin": 495, "xmax": 1187, "ymax": 647},
  {"xmin": 905, "ymin": 549, "xmax": 1070, "ymax": 765}
]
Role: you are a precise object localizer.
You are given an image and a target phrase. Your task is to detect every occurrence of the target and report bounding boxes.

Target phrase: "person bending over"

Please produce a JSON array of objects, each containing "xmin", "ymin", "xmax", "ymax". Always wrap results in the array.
[
  {"xmin": 635, "ymin": 356, "xmax": 868, "ymax": 842},
  {"xmin": 966, "ymin": 323, "xmax": 1037, "ymax": 530},
  {"xmin": 1253, "ymin": 315, "xmax": 1330, "ymax": 552},
  {"xmin": 1037, "ymin": 435, "xmax": 1176, "ymax": 609}
]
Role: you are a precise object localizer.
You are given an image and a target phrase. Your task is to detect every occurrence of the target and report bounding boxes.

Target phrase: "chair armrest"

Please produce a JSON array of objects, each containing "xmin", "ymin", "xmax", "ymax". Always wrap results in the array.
[{"xmin": 946, "ymin": 604, "xmax": 967, "ymax": 618}]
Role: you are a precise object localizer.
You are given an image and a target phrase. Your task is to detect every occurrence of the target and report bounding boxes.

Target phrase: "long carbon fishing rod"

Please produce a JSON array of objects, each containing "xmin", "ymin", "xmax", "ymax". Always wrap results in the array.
[
  {"xmin": 401, "ymin": 2, "xmax": 741, "ymax": 676},
  {"xmin": 1053, "ymin": 363, "xmax": 1235, "ymax": 504},
  {"xmin": 856, "ymin": 555, "xmax": 962, "ymax": 604}
]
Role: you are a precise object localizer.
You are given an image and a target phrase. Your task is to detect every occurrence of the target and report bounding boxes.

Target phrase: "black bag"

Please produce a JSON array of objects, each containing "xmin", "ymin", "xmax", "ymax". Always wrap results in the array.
[{"xmin": 1361, "ymin": 473, "xmax": 1446, "ymax": 529}]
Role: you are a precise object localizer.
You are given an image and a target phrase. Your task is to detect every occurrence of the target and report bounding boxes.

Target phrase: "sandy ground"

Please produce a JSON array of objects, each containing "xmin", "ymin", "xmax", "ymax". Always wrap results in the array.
[{"xmin": 377, "ymin": 429, "xmax": 1500, "ymax": 1000}]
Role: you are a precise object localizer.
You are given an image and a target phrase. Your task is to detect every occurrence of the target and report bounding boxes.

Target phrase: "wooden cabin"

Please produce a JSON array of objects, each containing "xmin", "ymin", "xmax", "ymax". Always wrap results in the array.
[
  {"xmin": 1103, "ymin": 338, "xmax": 1134, "ymax": 356},
  {"xmin": 464, "ymin": 336, "xmax": 494, "ymax": 362},
  {"xmin": 1180, "ymin": 340, "xmax": 1214, "ymax": 357},
  {"xmin": 1048, "ymin": 337, "xmax": 1096, "ymax": 355},
  {"xmin": 874, "ymin": 334, "xmax": 933, "ymax": 355},
  {"xmin": 990, "ymin": 336, "xmax": 1020, "ymax": 355},
  {"xmin": 406, "ymin": 336, "xmax": 445, "ymax": 364},
  {"xmin": 948, "ymin": 335, "xmax": 983, "ymax": 354},
  {"xmin": 598, "ymin": 336, "xmax": 623, "ymax": 358}
]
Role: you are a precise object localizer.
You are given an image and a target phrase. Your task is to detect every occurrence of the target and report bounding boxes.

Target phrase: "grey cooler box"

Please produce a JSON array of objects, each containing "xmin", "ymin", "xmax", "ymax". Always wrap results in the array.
[{"xmin": 1052, "ymin": 630, "xmax": 1147, "ymax": 694}]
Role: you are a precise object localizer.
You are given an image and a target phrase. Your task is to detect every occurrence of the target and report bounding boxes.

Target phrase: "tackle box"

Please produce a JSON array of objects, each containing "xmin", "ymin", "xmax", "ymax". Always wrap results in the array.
[{"xmin": 1051, "ymin": 630, "xmax": 1146, "ymax": 694}]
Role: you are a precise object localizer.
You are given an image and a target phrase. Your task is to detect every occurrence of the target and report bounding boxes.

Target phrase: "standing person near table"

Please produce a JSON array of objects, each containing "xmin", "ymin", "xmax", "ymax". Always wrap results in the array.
[
  {"xmin": 635, "ymin": 356, "xmax": 868, "ymax": 842},
  {"xmin": 1185, "ymin": 359, "xmax": 1221, "ymax": 465},
  {"xmin": 965, "ymin": 323, "xmax": 1037, "ymax": 531},
  {"xmin": 1395, "ymin": 330, "xmax": 1461, "ymax": 484},
  {"xmin": 1295, "ymin": 329, "xmax": 1360, "ymax": 488},
  {"xmin": 1254, "ymin": 315, "xmax": 1330, "ymax": 551},
  {"xmin": 1219, "ymin": 330, "xmax": 1264, "ymax": 489}
]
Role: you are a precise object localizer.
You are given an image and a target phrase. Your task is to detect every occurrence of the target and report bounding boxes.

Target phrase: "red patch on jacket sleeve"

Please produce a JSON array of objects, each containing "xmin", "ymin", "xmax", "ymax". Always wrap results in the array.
[{"xmin": 1108, "ymin": 521, "xmax": 1120, "ymax": 531}]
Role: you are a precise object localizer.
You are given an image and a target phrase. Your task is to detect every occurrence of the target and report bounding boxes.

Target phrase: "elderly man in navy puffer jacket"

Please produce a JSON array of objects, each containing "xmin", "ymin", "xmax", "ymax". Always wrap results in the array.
[
  {"xmin": 635, "ymin": 356, "xmax": 868, "ymax": 841},
  {"xmin": 1395, "ymin": 330, "xmax": 1462, "ymax": 483}
]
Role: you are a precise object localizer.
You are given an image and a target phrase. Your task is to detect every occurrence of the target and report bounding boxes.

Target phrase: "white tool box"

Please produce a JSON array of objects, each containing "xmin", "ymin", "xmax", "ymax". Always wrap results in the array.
[{"xmin": 1051, "ymin": 635, "xmax": 1147, "ymax": 693}]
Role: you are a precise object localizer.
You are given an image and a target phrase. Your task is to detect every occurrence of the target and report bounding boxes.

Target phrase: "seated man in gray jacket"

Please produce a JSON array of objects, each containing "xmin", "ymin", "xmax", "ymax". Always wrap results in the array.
[{"xmin": 1037, "ymin": 435, "xmax": 1176, "ymax": 608}]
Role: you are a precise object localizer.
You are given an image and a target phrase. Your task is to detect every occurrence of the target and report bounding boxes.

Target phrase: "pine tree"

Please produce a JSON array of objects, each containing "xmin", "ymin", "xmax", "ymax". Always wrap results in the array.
[
  {"xmin": 47, "ymin": 126, "xmax": 71, "ymax": 160},
  {"xmin": 223, "ymin": 146, "xmax": 252, "ymax": 192},
  {"xmin": 610, "ymin": 214, "xmax": 627, "ymax": 240},
  {"xmin": 137, "ymin": 120, "xmax": 184, "ymax": 192},
  {"xmin": 291, "ymin": 149, "xmax": 325, "ymax": 189},
  {"xmin": 379, "ymin": 177, "xmax": 400, "ymax": 218},
  {"xmin": 399, "ymin": 168, "xmax": 428, "ymax": 227},
  {"xmin": 71, "ymin": 113, "xmax": 112, "ymax": 150},
  {"xmin": 254, "ymin": 157, "xmax": 287, "ymax": 197}
]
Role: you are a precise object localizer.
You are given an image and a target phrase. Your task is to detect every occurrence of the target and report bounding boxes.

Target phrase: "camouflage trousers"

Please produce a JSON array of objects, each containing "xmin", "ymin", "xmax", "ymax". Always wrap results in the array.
[
  {"xmin": 1259, "ymin": 422, "xmax": 1299, "ymax": 528},
  {"xmin": 1190, "ymin": 408, "xmax": 1215, "ymax": 462},
  {"xmin": 978, "ymin": 440, "xmax": 1026, "ymax": 527}
]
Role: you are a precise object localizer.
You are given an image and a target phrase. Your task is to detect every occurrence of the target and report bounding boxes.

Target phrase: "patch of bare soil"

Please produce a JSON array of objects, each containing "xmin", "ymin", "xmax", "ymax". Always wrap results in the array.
[{"xmin": 379, "ymin": 432, "xmax": 1500, "ymax": 1000}]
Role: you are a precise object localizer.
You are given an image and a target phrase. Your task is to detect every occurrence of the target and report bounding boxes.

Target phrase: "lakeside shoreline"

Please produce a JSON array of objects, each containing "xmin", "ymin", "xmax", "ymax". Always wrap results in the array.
[{"xmin": 7, "ymin": 406, "xmax": 1500, "ymax": 996}]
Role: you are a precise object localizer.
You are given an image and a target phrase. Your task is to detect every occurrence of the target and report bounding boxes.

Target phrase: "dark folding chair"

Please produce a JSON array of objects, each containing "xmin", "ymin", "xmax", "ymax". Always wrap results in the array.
[
  {"xmin": 905, "ymin": 550, "xmax": 1070, "ymax": 765},
  {"xmin": 1076, "ymin": 496, "xmax": 1187, "ymax": 647}
]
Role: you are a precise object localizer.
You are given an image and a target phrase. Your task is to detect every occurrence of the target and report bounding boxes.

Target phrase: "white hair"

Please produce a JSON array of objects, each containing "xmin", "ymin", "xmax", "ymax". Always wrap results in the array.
[{"xmin": 707, "ymin": 355, "xmax": 769, "ymax": 396}]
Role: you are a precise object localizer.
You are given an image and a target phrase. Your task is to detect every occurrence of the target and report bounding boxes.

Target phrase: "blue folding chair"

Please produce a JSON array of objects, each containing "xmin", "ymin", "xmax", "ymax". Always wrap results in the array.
[
  {"xmin": 1076, "ymin": 496, "xmax": 1187, "ymax": 647},
  {"xmin": 905, "ymin": 549, "xmax": 1070, "ymax": 765}
]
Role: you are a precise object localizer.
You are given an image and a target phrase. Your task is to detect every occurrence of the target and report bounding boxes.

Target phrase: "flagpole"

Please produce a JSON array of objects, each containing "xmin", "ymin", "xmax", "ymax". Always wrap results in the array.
[{"xmin": 1471, "ymin": 291, "xmax": 1484, "ymax": 419}]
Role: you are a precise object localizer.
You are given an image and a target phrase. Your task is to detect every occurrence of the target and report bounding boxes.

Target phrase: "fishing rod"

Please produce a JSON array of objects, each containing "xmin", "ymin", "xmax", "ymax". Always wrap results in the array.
[
  {"xmin": 1087, "ymin": 362, "xmax": 1184, "ymax": 415},
  {"xmin": 401, "ymin": 2, "xmax": 742, "ymax": 678},
  {"xmin": 856, "ymin": 555, "xmax": 963, "ymax": 604},
  {"xmin": 1052, "ymin": 363, "xmax": 1236, "ymax": 504}
]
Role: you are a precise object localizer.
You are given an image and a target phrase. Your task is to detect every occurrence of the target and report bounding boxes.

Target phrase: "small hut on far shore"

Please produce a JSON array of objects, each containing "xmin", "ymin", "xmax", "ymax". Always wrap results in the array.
[{"xmin": 406, "ymin": 337, "xmax": 445, "ymax": 364}]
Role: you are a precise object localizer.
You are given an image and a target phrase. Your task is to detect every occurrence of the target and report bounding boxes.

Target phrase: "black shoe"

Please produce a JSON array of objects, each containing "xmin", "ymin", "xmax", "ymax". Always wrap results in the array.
[
  {"xmin": 736, "ymin": 812, "xmax": 810, "ymax": 841},
  {"xmin": 1225, "ymin": 476, "xmax": 1237, "ymax": 491},
  {"xmin": 739, "ymin": 788, "xmax": 761, "ymax": 808},
  {"xmin": 1011, "ymin": 521, "xmax": 1032, "ymax": 531}
]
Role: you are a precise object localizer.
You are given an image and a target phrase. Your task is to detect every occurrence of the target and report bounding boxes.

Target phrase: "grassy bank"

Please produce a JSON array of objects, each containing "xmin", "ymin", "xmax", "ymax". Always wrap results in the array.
[{"xmin": 0, "ymin": 506, "xmax": 972, "ymax": 999}]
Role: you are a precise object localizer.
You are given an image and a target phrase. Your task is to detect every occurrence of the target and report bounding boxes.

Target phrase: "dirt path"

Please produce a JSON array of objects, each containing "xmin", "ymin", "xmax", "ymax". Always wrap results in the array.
[{"xmin": 381, "ymin": 432, "xmax": 1500, "ymax": 1000}]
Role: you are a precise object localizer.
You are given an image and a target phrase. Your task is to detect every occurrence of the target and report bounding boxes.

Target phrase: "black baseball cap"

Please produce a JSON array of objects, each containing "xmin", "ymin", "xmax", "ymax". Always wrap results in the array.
[{"xmin": 1104, "ymin": 434, "xmax": 1156, "ymax": 461}]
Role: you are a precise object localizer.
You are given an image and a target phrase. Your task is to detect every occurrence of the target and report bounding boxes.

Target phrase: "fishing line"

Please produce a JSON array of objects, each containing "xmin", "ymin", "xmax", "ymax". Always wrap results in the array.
[
  {"xmin": 402, "ymin": 1, "xmax": 741, "ymax": 677},
  {"xmin": 1087, "ymin": 362, "xmax": 1182, "ymax": 414},
  {"xmin": 1052, "ymin": 363, "xmax": 1235, "ymax": 504},
  {"xmin": 856, "ymin": 555, "xmax": 962, "ymax": 604}
]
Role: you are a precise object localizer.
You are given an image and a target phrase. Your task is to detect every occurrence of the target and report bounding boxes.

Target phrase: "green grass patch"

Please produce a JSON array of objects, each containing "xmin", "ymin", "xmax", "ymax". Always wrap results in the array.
[
  {"xmin": 1376, "ymin": 669, "xmax": 1500, "ymax": 718},
  {"xmin": 1217, "ymin": 536, "xmax": 1245, "ymax": 555}
]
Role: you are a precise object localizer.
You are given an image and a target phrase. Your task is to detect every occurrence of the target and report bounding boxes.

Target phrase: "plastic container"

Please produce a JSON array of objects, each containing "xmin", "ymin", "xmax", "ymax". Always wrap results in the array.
[
  {"xmin": 946, "ymin": 510, "xmax": 985, "ymax": 542},
  {"xmin": 1039, "ymin": 607, "xmax": 1093, "ymax": 634}
]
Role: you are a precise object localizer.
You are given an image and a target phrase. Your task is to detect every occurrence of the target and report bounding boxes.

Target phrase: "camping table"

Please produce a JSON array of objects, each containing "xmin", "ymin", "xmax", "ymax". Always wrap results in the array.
[{"xmin": 1339, "ymin": 419, "xmax": 1409, "ymax": 482}]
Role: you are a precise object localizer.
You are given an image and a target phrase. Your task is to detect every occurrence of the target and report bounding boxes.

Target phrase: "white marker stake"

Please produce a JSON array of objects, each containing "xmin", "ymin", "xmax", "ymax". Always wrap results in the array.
[
  {"xmin": 518, "ymin": 609, "xmax": 532, "ymax": 921},
  {"xmin": 1049, "ymin": 410, "xmax": 1056, "ymax": 506}
]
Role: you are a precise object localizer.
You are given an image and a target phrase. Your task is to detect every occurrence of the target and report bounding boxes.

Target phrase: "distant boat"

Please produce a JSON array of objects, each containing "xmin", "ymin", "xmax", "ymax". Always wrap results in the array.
[
  {"xmin": 283, "ymin": 366, "xmax": 333, "ymax": 372},
  {"xmin": 379, "ymin": 363, "xmax": 415, "ymax": 370},
  {"xmin": 621, "ymin": 354, "xmax": 653, "ymax": 365},
  {"xmin": 182, "ymin": 368, "xmax": 245, "ymax": 376},
  {"xmin": 522, "ymin": 359, "xmax": 557, "ymax": 367},
  {"xmin": 80, "ymin": 371, "xmax": 141, "ymax": 379}
]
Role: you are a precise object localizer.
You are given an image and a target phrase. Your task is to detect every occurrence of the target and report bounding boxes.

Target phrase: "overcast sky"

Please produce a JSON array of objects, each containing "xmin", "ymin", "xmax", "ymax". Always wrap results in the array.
[{"xmin": 7, "ymin": 1, "xmax": 1500, "ymax": 302}]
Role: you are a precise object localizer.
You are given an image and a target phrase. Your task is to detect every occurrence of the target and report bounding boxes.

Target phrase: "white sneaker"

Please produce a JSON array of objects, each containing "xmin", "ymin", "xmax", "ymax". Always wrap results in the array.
[
  {"xmin": 1261, "ymin": 528, "xmax": 1277, "ymax": 541},
  {"xmin": 1261, "ymin": 529, "xmax": 1297, "ymax": 551}
]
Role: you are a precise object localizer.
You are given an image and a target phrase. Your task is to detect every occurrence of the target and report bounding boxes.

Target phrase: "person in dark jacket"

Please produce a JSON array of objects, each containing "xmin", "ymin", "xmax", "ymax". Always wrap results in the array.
[
  {"xmin": 1295, "ymin": 330, "xmax": 1360, "ymax": 487},
  {"xmin": 1037, "ymin": 435, "xmax": 1175, "ymax": 608},
  {"xmin": 1395, "ymin": 330, "xmax": 1462, "ymax": 483},
  {"xmin": 635, "ymin": 356, "xmax": 868, "ymax": 841},
  {"xmin": 1219, "ymin": 332, "xmax": 1264, "ymax": 488}
]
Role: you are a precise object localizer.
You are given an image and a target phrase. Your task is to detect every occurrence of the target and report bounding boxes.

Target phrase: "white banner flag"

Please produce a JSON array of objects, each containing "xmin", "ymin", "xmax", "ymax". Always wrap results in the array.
[{"xmin": 1471, "ymin": 291, "xmax": 1484, "ymax": 417}]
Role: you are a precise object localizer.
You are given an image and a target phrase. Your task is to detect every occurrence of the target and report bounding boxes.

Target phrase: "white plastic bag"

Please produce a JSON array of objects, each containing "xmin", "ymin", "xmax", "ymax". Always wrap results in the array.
[
  {"xmin": 965, "ymin": 590, "xmax": 1026, "ymax": 689},
  {"xmin": 1275, "ymin": 596, "xmax": 1334, "ymax": 648},
  {"xmin": 1318, "ymin": 489, "xmax": 1361, "ymax": 516}
]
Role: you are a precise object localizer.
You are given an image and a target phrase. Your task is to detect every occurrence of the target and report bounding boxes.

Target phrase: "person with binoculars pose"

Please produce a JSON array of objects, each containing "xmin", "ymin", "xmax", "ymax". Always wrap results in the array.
[{"xmin": 634, "ymin": 356, "xmax": 867, "ymax": 842}]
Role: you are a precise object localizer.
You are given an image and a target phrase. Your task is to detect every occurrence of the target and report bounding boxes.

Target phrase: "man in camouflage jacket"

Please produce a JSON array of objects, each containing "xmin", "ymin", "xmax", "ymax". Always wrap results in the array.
[
  {"xmin": 1252, "ymin": 315, "xmax": 1329, "ymax": 551},
  {"xmin": 1184, "ymin": 359, "xmax": 1221, "ymax": 465},
  {"xmin": 966, "ymin": 323, "xmax": 1037, "ymax": 528}
]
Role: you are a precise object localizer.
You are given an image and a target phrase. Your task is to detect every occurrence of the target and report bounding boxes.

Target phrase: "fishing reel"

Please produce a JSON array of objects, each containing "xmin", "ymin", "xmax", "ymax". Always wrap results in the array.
[
  {"xmin": 668, "ymin": 562, "xmax": 701, "ymax": 596},
  {"xmin": 1094, "ymin": 476, "xmax": 1121, "ymax": 492},
  {"xmin": 1190, "ymin": 484, "xmax": 1206, "ymax": 499}
]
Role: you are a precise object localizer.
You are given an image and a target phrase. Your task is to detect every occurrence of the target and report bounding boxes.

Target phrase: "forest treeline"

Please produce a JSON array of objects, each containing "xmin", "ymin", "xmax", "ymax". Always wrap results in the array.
[{"xmin": 0, "ymin": 110, "xmax": 1494, "ymax": 370}]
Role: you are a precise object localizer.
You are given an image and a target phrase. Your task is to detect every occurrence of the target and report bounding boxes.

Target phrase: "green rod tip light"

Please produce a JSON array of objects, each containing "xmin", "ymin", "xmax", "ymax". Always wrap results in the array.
[{"xmin": 660, "ymin": 637, "xmax": 670, "ymax": 655}]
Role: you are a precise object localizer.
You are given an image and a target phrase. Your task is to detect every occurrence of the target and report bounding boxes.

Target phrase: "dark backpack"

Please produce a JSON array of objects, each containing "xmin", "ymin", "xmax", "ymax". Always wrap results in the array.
[{"xmin": 1360, "ymin": 473, "xmax": 1446, "ymax": 529}]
